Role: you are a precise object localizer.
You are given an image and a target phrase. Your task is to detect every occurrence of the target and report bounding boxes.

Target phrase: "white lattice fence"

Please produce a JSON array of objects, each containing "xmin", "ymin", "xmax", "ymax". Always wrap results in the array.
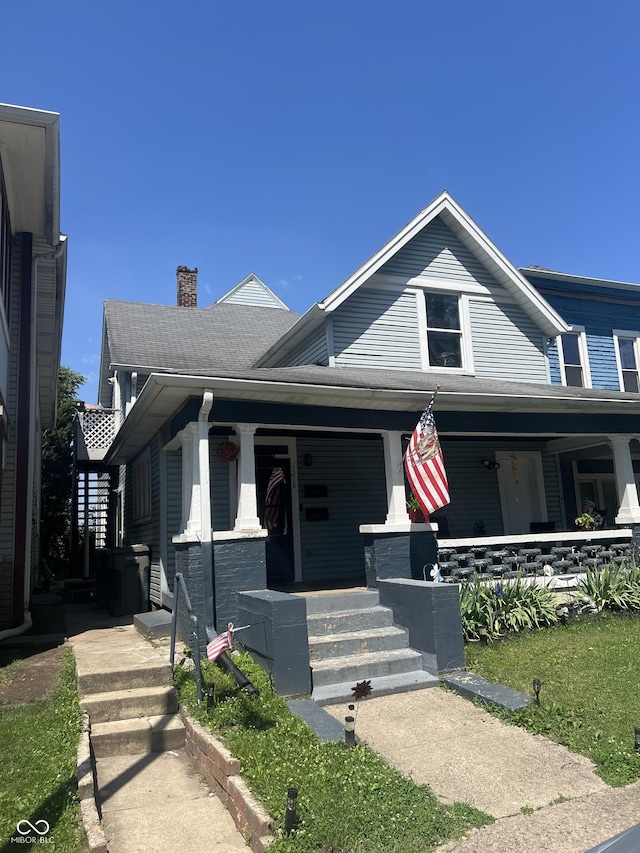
[{"xmin": 80, "ymin": 409, "xmax": 116, "ymax": 450}]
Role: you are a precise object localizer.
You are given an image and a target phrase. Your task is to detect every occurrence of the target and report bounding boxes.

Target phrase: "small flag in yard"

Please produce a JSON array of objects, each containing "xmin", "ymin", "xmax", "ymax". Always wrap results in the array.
[
  {"xmin": 404, "ymin": 390, "xmax": 450, "ymax": 517},
  {"xmin": 206, "ymin": 623, "xmax": 234, "ymax": 662}
]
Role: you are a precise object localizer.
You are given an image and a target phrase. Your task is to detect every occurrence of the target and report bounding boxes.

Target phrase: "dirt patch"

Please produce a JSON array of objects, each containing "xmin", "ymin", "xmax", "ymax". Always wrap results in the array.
[{"xmin": 0, "ymin": 644, "xmax": 68, "ymax": 705}]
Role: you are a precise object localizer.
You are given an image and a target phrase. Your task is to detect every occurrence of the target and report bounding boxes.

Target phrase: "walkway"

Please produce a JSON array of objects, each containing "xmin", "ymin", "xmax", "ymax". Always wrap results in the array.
[
  {"xmin": 325, "ymin": 691, "xmax": 640, "ymax": 852},
  {"xmin": 66, "ymin": 604, "xmax": 247, "ymax": 853}
]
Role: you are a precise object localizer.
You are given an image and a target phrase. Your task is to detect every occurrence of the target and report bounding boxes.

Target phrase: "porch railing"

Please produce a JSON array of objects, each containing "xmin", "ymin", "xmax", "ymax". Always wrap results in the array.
[
  {"xmin": 436, "ymin": 528, "xmax": 635, "ymax": 583},
  {"xmin": 170, "ymin": 572, "xmax": 203, "ymax": 704}
]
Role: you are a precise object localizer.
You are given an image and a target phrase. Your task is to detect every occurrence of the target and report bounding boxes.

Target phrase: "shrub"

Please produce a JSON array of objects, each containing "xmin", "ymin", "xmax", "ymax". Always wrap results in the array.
[
  {"xmin": 460, "ymin": 575, "xmax": 558, "ymax": 641},
  {"xmin": 577, "ymin": 561, "xmax": 640, "ymax": 613}
]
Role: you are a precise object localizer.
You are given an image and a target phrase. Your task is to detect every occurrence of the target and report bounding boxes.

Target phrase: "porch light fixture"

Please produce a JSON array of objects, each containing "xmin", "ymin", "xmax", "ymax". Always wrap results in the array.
[
  {"xmin": 303, "ymin": 453, "xmax": 313, "ymax": 467},
  {"xmin": 635, "ymin": 728, "xmax": 640, "ymax": 755},
  {"xmin": 344, "ymin": 714, "xmax": 356, "ymax": 748},
  {"xmin": 533, "ymin": 678, "xmax": 541, "ymax": 705},
  {"xmin": 482, "ymin": 459, "xmax": 500, "ymax": 471},
  {"xmin": 284, "ymin": 787, "xmax": 298, "ymax": 835}
]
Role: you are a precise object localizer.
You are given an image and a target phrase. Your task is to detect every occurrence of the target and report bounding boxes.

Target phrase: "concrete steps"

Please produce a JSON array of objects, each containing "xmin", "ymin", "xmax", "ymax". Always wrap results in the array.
[
  {"xmin": 300, "ymin": 589, "xmax": 438, "ymax": 705},
  {"xmin": 78, "ymin": 649, "xmax": 184, "ymax": 758}
]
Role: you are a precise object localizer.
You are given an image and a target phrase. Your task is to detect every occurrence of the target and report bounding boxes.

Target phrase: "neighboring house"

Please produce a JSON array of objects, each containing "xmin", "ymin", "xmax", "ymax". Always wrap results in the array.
[
  {"xmin": 82, "ymin": 191, "xmax": 640, "ymax": 634},
  {"xmin": 522, "ymin": 267, "xmax": 640, "ymax": 529},
  {"xmin": 0, "ymin": 104, "xmax": 67, "ymax": 632}
]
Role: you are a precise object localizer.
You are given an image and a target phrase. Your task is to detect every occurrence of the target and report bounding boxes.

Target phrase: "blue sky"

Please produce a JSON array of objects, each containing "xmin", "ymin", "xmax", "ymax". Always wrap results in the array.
[{"xmin": 3, "ymin": 1, "xmax": 639, "ymax": 401}]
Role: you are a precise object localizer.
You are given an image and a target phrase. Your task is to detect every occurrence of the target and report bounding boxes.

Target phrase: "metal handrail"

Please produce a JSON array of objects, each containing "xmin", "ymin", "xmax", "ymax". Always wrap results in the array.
[{"xmin": 170, "ymin": 572, "xmax": 203, "ymax": 704}]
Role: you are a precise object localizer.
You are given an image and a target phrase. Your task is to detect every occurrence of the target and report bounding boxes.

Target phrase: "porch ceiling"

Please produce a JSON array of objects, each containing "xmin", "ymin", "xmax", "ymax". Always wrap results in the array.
[{"xmin": 104, "ymin": 371, "xmax": 640, "ymax": 464}]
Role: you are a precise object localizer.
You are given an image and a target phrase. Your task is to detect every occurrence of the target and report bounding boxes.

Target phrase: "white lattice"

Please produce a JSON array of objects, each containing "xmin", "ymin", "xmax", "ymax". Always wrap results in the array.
[{"xmin": 80, "ymin": 408, "xmax": 116, "ymax": 450}]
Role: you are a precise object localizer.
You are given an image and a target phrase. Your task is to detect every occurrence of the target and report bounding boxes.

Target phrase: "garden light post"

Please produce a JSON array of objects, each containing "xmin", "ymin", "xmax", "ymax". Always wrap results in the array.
[
  {"xmin": 634, "ymin": 728, "xmax": 640, "ymax": 755},
  {"xmin": 533, "ymin": 678, "xmax": 541, "ymax": 705},
  {"xmin": 284, "ymin": 787, "xmax": 298, "ymax": 835},
  {"xmin": 344, "ymin": 714, "xmax": 356, "ymax": 747}
]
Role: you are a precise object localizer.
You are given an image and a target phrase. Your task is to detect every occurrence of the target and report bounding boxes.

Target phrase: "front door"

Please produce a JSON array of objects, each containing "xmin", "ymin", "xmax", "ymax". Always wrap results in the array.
[
  {"xmin": 256, "ymin": 450, "xmax": 295, "ymax": 586},
  {"xmin": 496, "ymin": 450, "xmax": 548, "ymax": 535}
]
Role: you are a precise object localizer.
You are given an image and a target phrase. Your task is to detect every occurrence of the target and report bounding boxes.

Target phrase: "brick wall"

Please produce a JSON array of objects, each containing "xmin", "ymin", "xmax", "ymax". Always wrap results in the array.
[{"xmin": 182, "ymin": 714, "xmax": 274, "ymax": 852}]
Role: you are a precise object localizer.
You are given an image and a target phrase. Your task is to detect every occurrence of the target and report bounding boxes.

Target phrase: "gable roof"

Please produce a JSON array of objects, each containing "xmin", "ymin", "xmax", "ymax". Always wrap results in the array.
[
  {"xmin": 255, "ymin": 191, "xmax": 569, "ymax": 367},
  {"xmin": 99, "ymin": 299, "xmax": 299, "ymax": 405},
  {"xmin": 217, "ymin": 273, "xmax": 290, "ymax": 310}
]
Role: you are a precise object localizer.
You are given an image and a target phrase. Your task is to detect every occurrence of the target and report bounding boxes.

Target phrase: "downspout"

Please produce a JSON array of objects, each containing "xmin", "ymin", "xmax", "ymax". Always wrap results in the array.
[
  {"xmin": 198, "ymin": 390, "xmax": 215, "ymax": 637},
  {"xmin": 17, "ymin": 239, "xmax": 66, "ymax": 623}
]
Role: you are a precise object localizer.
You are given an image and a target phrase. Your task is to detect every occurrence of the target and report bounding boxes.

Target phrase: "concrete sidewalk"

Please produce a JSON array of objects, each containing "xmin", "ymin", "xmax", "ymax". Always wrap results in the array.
[
  {"xmin": 325, "ymin": 691, "xmax": 640, "ymax": 852},
  {"xmin": 67, "ymin": 605, "xmax": 248, "ymax": 853}
]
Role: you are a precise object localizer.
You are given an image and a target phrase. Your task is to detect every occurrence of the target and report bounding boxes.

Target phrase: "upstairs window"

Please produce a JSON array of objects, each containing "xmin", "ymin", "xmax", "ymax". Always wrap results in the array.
[
  {"xmin": 558, "ymin": 328, "xmax": 590, "ymax": 388},
  {"xmin": 425, "ymin": 293, "xmax": 462, "ymax": 368},
  {"xmin": 614, "ymin": 332, "xmax": 640, "ymax": 392}
]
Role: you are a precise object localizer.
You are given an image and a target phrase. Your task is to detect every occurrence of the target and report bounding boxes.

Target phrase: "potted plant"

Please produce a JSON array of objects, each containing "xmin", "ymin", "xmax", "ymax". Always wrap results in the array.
[
  {"xmin": 574, "ymin": 512, "xmax": 598, "ymax": 531},
  {"xmin": 406, "ymin": 494, "xmax": 428, "ymax": 523}
]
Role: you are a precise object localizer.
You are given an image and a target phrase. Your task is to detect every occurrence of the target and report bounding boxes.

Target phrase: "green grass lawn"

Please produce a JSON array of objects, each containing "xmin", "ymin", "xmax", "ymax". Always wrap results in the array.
[
  {"xmin": 465, "ymin": 613, "xmax": 640, "ymax": 787},
  {"xmin": 0, "ymin": 650, "xmax": 86, "ymax": 851},
  {"xmin": 176, "ymin": 655, "xmax": 492, "ymax": 852}
]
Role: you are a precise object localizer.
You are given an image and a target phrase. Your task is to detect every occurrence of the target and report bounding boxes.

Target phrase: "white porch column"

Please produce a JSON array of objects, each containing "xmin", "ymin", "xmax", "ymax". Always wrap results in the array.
[
  {"xmin": 234, "ymin": 423, "xmax": 262, "ymax": 531},
  {"xmin": 610, "ymin": 435, "xmax": 640, "ymax": 525},
  {"xmin": 382, "ymin": 430, "xmax": 410, "ymax": 525},
  {"xmin": 198, "ymin": 391, "xmax": 214, "ymax": 544},
  {"xmin": 179, "ymin": 424, "xmax": 199, "ymax": 534}
]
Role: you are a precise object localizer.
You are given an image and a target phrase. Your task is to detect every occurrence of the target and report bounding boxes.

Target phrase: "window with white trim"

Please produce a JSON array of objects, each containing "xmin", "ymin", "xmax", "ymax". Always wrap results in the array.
[
  {"xmin": 424, "ymin": 292, "xmax": 462, "ymax": 368},
  {"xmin": 558, "ymin": 327, "xmax": 591, "ymax": 388},
  {"xmin": 132, "ymin": 449, "xmax": 151, "ymax": 522},
  {"xmin": 614, "ymin": 331, "xmax": 640, "ymax": 393}
]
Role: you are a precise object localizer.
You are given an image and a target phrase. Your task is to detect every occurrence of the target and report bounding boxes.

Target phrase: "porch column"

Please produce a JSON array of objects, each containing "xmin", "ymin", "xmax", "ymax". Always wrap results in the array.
[
  {"xmin": 179, "ymin": 424, "xmax": 199, "ymax": 535},
  {"xmin": 610, "ymin": 435, "xmax": 640, "ymax": 525},
  {"xmin": 382, "ymin": 430, "xmax": 410, "ymax": 525},
  {"xmin": 234, "ymin": 423, "xmax": 262, "ymax": 531}
]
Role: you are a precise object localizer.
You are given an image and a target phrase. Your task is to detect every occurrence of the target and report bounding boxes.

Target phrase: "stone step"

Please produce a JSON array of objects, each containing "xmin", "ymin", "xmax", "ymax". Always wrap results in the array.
[
  {"xmin": 298, "ymin": 589, "xmax": 380, "ymax": 615},
  {"xmin": 309, "ymin": 626, "xmax": 408, "ymax": 661},
  {"xmin": 307, "ymin": 605, "xmax": 394, "ymax": 636},
  {"xmin": 312, "ymin": 670, "xmax": 439, "ymax": 705},
  {"xmin": 77, "ymin": 660, "xmax": 172, "ymax": 695},
  {"xmin": 311, "ymin": 647, "xmax": 424, "ymax": 687},
  {"xmin": 91, "ymin": 714, "xmax": 185, "ymax": 757},
  {"xmin": 80, "ymin": 685, "xmax": 178, "ymax": 723}
]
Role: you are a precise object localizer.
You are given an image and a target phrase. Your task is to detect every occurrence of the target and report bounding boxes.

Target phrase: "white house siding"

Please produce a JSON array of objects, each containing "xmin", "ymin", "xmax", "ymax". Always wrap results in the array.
[
  {"xmin": 378, "ymin": 216, "xmax": 506, "ymax": 294},
  {"xmin": 275, "ymin": 326, "xmax": 328, "ymax": 367},
  {"xmin": 296, "ymin": 436, "xmax": 386, "ymax": 582},
  {"xmin": 332, "ymin": 287, "xmax": 422, "ymax": 369},
  {"xmin": 0, "ymin": 235, "xmax": 23, "ymax": 628},
  {"xmin": 220, "ymin": 280, "xmax": 284, "ymax": 309},
  {"xmin": 469, "ymin": 300, "xmax": 548, "ymax": 382},
  {"xmin": 441, "ymin": 439, "xmax": 562, "ymax": 538}
]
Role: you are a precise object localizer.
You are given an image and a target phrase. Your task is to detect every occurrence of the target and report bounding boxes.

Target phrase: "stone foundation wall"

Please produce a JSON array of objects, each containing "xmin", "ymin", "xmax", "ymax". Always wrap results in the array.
[{"xmin": 183, "ymin": 714, "xmax": 274, "ymax": 852}]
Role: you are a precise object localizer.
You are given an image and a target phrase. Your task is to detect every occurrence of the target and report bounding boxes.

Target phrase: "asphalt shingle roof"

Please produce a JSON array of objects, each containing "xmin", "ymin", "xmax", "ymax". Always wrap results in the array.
[{"xmin": 104, "ymin": 300, "xmax": 300, "ymax": 373}]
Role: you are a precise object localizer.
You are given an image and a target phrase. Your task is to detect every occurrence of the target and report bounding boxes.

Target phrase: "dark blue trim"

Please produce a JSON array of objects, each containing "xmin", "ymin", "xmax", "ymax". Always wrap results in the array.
[{"xmin": 170, "ymin": 397, "xmax": 639, "ymax": 441}]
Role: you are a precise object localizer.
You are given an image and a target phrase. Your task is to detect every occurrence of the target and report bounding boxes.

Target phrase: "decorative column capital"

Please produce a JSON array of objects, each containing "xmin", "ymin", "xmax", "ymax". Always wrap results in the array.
[{"xmin": 235, "ymin": 423, "xmax": 259, "ymax": 436}]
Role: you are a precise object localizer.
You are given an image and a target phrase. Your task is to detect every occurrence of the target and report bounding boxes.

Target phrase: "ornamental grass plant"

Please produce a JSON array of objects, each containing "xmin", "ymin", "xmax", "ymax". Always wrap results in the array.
[
  {"xmin": 459, "ymin": 574, "xmax": 558, "ymax": 641},
  {"xmin": 175, "ymin": 654, "xmax": 492, "ymax": 852}
]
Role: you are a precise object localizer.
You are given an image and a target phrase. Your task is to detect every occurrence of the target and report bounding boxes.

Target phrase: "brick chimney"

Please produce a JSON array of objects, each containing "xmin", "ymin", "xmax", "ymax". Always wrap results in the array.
[{"xmin": 176, "ymin": 265, "xmax": 198, "ymax": 307}]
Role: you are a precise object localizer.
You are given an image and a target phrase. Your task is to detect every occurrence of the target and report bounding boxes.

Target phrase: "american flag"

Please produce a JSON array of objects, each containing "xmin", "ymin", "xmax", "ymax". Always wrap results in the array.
[
  {"xmin": 404, "ymin": 392, "xmax": 450, "ymax": 517},
  {"xmin": 206, "ymin": 623, "xmax": 234, "ymax": 663},
  {"xmin": 265, "ymin": 467, "xmax": 286, "ymax": 531}
]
